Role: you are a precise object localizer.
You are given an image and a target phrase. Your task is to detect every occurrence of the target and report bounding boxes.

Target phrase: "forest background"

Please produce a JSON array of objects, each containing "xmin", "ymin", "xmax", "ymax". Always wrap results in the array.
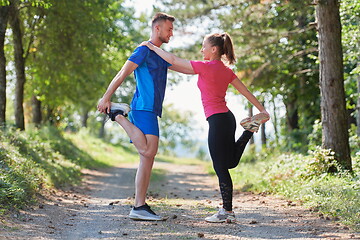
[{"xmin": 0, "ymin": 0, "xmax": 359, "ymax": 231}]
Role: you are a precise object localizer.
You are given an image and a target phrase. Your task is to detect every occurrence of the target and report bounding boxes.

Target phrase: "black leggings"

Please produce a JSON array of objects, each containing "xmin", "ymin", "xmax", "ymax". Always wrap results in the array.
[{"xmin": 207, "ymin": 111, "xmax": 253, "ymax": 211}]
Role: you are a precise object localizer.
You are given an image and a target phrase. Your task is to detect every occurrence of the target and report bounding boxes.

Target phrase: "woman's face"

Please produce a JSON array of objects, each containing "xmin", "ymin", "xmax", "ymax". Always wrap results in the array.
[{"xmin": 200, "ymin": 39, "xmax": 214, "ymax": 60}]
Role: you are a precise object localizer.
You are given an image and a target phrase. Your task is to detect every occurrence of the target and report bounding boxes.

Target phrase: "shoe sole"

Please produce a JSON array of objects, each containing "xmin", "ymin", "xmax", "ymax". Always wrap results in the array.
[
  {"xmin": 129, "ymin": 214, "xmax": 168, "ymax": 221},
  {"xmin": 241, "ymin": 113, "xmax": 269, "ymax": 125},
  {"xmin": 226, "ymin": 218, "xmax": 236, "ymax": 223},
  {"xmin": 252, "ymin": 112, "xmax": 270, "ymax": 124},
  {"xmin": 240, "ymin": 113, "xmax": 269, "ymax": 132},
  {"xmin": 110, "ymin": 102, "xmax": 131, "ymax": 115},
  {"xmin": 205, "ymin": 217, "xmax": 236, "ymax": 223},
  {"xmin": 109, "ymin": 103, "xmax": 131, "ymax": 118}
]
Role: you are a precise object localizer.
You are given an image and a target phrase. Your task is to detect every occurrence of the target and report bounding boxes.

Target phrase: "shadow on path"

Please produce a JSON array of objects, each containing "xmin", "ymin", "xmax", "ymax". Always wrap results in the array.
[{"xmin": 1, "ymin": 162, "xmax": 358, "ymax": 240}]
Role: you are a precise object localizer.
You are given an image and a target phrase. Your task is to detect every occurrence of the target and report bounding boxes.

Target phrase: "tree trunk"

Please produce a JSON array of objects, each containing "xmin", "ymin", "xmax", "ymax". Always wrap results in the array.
[
  {"xmin": 9, "ymin": 1, "xmax": 26, "ymax": 130},
  {"xmin": 248, "ymin": 105, "xmax": 254, "ymax": 145},
  {"xmin": 316, "ymin": 0, "xmax": 352, "ymax": 171},
  {"xmin": 261, "ymin": 123, "xmax": 266, "ymax": 148},
  {"xmin": 32, "ymin": 95, "xmax": 42, "ymax": 127},
  {"xmin": 99, "ymin": 115, "xmax": 106, "ymax": 138},
  {"xmin": 284, "ymin": 98, "xmax": 299, "ymax": 131},
  {"xmin": 0, "ymin": 6, "xmax": 9, "ymax": 128},
  {"xmin": 357, "ymin": 65, "xmax": 360, "ymax": 137},
  {"xmin": 261, "ymin": 101, "xmax": 266, "ymax": 148},
  {"xmin": 271, "ymin": 96, "xmax": 279, "ymax": 146},
  {"xmin": 81, "ymin": 110, "xmax": 88, "ymax": 128}
]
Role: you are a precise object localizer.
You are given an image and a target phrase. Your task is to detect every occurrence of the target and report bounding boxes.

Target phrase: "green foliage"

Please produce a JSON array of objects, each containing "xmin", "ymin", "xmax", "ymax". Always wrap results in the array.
[
  {"xmin": 28, "ymin": 0, "xmax": 126, "ymax": 108},
  {"xmin": 0, "ymin": 0, "xmax": 51, "ymax": 7},
  {"xmin": 340, "ymin": 0, "xmax": 360, "ymax": 125},
  {"xmin": 308, "ymin": 119, "xmax": 322, "ymax": 149},
  {"xmin": 281, "ymin": 127, "xmax": 312, "ymax": 153},
  {"xmin": 231, "ymin": 150, "xmax": 360, "ymax": 230},
  {"xmin": 157, "ymin": 0, "xmax": 321, "ymax": 152},
  {"xmin": 159, "ymin": 103, "xmax": 198, "ymax": 156},
  {"xmin": 309, "ymin": 121, "xmax": 360, "ymax": 157},
  {"xmin": 0, "ymin": 0, "xmax": 9, "ymax": 6},
  {"xmin": 239, "ymin": 144, "xmax": 269, "ymax": 164},
  {"xmin": 349, "ymin": 124, "xmax": 360, "ymax": 156},
  {"xmin": 0, "ymin": 126, "xmax": 137, "ymax": 211},
  {"xmin": 65, "ymin": 127, "xmax": 139, "ymax": 166},
  {"xmin": 0, "ymin": 140, "xmax": 43, "ymax": 208},
  {"xmin": 305, "ymin": 146, "xmax": 339, "ymax": 177},
  {"xmin": 341, "ymin": 0, "xmax": 360, "ymax": 67},
  {"xmin": 14, "ymin": 0, "xmax": 147, "ymax": 126}
]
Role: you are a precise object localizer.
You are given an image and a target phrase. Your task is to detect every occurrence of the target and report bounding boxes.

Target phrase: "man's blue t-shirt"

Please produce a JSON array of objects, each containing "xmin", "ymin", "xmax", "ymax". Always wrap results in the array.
[{"xmin": 128, "ymin": 46, "xmax": 171, "ymax": 117}]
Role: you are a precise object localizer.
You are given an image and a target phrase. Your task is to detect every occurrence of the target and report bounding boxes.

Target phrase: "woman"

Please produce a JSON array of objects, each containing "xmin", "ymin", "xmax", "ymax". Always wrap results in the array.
[{"xmin": 142, "ymin": 32, "xmax": 269, "ymax": 223}]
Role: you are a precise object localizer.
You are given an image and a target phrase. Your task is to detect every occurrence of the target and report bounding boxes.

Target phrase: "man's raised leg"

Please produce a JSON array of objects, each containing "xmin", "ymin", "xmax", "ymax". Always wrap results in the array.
[{"xmin": 114, "ymin": 115, "xmax": 158, "ymax": 157}]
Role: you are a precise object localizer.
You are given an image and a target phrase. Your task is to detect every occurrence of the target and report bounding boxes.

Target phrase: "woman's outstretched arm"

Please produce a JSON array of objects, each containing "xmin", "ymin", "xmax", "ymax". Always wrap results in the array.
[
  {"xmin": 141, "ymin": 41, "xmax": 195, "ymax": 74},
  {"xmin": 231, "ymin": 77, "xmax": 269, "ymax": 116}
]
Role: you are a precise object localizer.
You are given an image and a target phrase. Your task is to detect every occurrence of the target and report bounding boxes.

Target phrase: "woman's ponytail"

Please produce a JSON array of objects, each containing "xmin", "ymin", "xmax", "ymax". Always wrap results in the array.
[
  {"xmin": 222, "ymin": 33, "xmax": 236, "ymax": 65},
  {"xmin": 206, "ymin": 32, "xmax": 236, "ymax": 65}
]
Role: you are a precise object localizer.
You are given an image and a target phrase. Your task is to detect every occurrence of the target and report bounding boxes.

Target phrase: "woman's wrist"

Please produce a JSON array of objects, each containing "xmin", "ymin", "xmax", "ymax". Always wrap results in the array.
[{"xmin": 146, "ymin": 41, "xmax": 154, "ymax": 50}]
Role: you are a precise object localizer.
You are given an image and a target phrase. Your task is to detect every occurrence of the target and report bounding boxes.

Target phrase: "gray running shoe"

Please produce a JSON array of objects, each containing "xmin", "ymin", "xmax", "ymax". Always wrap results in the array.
[
  {"xmin": 205, "ymin": 208, "xmax": 236, "ymax": 223},
  {"xmin": 129, "ymin": 203, "xmax": 164, "ymax": 221}
]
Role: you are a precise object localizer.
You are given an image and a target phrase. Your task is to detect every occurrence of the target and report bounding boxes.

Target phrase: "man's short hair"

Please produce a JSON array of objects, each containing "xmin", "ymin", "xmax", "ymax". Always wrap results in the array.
[{"xmin": 152, "ymin": 12, "xmax": 175, "ymax": 28}]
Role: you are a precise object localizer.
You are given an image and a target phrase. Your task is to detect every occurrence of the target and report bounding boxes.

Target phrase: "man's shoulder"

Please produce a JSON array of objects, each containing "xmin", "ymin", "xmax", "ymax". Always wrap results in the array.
[
  {"xmin": 129, "ymin": 46, "xmax": 150, "ymax": 65},
  {"xmin": 132, "ymin": 45, "xmax": 150, "ymax": 55}
]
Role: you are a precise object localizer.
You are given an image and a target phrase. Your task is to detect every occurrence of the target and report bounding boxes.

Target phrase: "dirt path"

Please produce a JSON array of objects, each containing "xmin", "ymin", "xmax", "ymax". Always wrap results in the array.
[{"xmin": 1, "ymin": 161, "xmax": 359, "ymax": 240}]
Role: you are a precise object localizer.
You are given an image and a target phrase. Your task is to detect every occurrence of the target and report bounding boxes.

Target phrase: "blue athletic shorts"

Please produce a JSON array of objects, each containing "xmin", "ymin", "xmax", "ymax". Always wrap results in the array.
[{"xmin": 128, "ymin": 110, "xmax": 159, "ymax": 137}]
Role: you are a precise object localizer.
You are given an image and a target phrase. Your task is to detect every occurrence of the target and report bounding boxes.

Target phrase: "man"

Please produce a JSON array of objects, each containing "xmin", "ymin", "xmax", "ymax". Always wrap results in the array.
[{"xmin": 97, "ymin": 12, "xmax": 176, "ymax": 221}]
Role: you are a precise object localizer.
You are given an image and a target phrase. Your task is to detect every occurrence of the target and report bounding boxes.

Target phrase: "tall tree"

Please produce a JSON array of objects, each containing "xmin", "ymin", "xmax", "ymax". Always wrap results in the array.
[
  {"xmin": 316, "ymin": 0, "xmax": 352, "ymax": 170},
  {"xmin": 29, "ymin": 0, "xmax": 143, "ymax": 127},
  {"xmin": 0, "ymin": 5, "xmax": 9, "ymax": 127},
  {"xmin": 9, "ymin": 0, "xmax": 26, "ymax": 130},
  {"xmin": 4, "ymin": 0, "xmax": 49, "ymax": 129}
]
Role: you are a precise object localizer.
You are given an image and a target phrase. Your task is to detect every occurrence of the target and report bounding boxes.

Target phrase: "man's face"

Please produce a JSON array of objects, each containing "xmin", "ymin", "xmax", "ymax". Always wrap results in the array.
[{"xmin": 157, "ymin": 20, "xmax": 174, "ymax": 43}]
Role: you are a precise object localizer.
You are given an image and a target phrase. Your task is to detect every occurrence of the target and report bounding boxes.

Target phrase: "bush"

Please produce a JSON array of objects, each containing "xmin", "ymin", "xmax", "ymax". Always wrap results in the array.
[
  {"xmin": 349, "ymin": 124, "xmax": 360, "ymax": 156},
  {"xmin": 308, "ymin": 119, "xmax": 322, "ymax": 150},
  {"xmin": 304, "ymin": 146, "xmax": 339, "ymax": 178},
  {"xmin": 0, "ymin": 129, "xmax": 46, "ymax": 209},
  {"xmin": 231, "ymin": 149, "xmax": 360, "ymax": 230}
]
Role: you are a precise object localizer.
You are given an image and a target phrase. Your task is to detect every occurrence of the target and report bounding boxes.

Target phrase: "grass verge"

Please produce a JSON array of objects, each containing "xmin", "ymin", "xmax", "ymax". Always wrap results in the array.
[
  {"xmin": 0, "ymin": 126, "xmax": 138, "ymax": 212},
  {"xmin": 231, "ymin": 149, "xmax": 360, "ymax": 231}
]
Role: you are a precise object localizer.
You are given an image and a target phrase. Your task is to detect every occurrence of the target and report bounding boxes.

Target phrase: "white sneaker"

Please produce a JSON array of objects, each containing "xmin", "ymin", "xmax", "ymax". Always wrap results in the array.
[
  {"xmin": 205, "ymin": 208, "xmax": 236, "ymax": 223},
  {"xmin": 107, "ymin": 102, "xmax": 130, "ymax": 121},
  {"xmin": 240, "ymin": 112, "xmax": 270, "ymax": 132}
]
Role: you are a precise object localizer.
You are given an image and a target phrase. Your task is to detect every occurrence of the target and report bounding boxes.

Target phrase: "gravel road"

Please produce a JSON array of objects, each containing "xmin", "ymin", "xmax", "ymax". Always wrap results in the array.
[{"xmin": 1, "ymin": 161, "xmax": 359, "ymax": 240}]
